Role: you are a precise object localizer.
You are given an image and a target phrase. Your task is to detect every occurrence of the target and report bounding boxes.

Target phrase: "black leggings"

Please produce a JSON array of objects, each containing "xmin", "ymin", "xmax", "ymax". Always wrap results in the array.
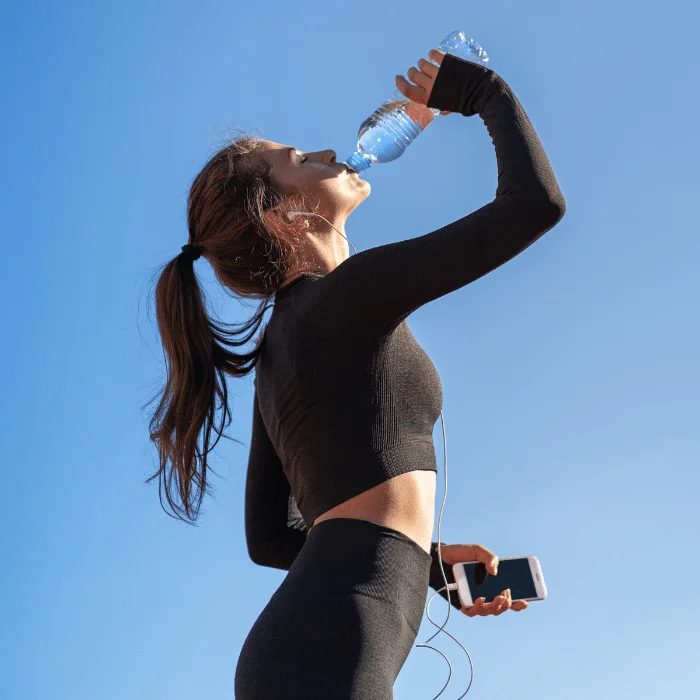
[{"xmin": 234, "ymin": 517, "xmax": 433, "ymax": 699}]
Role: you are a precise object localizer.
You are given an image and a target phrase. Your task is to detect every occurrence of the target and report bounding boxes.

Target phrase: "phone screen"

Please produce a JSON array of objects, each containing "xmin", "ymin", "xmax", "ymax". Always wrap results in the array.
[{"xmin": 460, "ymin": 558, "xmax": 537, "ymax": 603}]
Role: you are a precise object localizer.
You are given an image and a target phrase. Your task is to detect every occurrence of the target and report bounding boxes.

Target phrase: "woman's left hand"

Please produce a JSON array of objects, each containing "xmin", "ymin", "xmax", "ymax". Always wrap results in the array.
[{"xmin": 438, "ymin": 543, "xmax": 529, "ymax": 617}]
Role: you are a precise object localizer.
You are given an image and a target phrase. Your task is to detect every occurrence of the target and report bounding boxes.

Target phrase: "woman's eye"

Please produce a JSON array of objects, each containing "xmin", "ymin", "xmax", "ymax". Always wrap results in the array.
[{"xmin": 300, "ymin": 156, "xmax": 308, "ymax": 163}]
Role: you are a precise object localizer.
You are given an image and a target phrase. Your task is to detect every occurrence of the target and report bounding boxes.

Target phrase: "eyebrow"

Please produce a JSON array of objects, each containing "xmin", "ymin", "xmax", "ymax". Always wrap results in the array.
[{"xmin": 285, "ymin": 146, "xmax": 295, "ymax": 160}]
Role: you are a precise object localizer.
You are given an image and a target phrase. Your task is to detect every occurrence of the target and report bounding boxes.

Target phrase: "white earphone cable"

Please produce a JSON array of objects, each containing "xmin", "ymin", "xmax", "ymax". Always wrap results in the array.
[{"xmin": 414, "ymin": 410, "xmax": 474, "ymax": 699}]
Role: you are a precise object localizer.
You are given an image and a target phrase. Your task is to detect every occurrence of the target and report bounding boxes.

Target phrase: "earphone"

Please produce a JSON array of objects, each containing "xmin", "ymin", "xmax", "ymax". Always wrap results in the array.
[
  {"xmin": 287, "ymin": 211, "xmax": 358, "ymax": 255},
  {"xmin": 288, "ymin": 209, "xmax": 474, "ymax": 699}
]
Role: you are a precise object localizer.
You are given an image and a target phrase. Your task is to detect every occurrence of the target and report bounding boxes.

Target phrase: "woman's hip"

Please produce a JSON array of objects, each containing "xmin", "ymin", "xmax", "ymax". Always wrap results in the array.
[
  {"xmin": 234, "ymin": 517, "xmax": 433, "ymax": 699},
  {"xmin": 289, "ymin": 517, "xmax": 432, "ymax": 608}
]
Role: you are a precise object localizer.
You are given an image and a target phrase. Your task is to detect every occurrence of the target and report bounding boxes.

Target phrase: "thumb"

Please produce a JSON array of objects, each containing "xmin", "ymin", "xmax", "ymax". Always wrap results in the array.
[
  {"xmin": 469, "ymin": 544, "xmax": 499, "ymax": 576},
  {"xmin": 441, "ymin": 543, "xmax": 499, "ymax": 575}
]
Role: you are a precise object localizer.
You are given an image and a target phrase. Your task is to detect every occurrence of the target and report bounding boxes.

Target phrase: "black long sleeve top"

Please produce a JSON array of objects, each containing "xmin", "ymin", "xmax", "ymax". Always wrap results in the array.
[{"xmin": 244, "ymin": 52, "xmax": 566, "ymax": 608}]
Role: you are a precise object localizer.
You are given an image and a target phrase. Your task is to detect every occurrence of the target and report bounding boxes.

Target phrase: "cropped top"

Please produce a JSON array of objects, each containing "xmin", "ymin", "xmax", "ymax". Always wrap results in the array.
[{"xmin": 243, "ymin": 52, "xmax": 566, "ymax": 607}]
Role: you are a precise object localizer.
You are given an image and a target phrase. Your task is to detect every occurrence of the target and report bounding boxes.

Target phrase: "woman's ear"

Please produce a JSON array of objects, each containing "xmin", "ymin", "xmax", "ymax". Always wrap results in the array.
[
  {"xmin": 263, "ymin": 208, "xmax": 310, "ymax": 232},
  {"xmin": 262, "ymin": 207, "xmax": 290, "ymax": 231}
]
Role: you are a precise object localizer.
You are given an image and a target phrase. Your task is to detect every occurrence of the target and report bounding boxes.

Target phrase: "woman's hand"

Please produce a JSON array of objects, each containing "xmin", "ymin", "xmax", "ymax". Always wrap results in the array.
[
  {"xmin": 395, "ymin": 49, "xmax": 452, "ymax": 116},
  {"xmin": 438, "ymin": 542, "xmax": 529, "ymax": 617}
]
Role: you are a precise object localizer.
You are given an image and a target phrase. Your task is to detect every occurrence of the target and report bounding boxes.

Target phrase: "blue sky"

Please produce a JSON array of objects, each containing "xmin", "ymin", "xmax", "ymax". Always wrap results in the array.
[{"xmin": 1, "ymin": 0, "xmax": 698, "ymax": 698}]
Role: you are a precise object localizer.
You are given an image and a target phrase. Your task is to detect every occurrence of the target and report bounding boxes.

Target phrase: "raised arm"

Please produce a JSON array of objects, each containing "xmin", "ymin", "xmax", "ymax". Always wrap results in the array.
[
  {"xmin": 244, "ymin": 387, "xmax": 308, "ymax": 571},
  {"xmin": 294, "ymin": 52, "xmax": 566, "ymax": 337}
]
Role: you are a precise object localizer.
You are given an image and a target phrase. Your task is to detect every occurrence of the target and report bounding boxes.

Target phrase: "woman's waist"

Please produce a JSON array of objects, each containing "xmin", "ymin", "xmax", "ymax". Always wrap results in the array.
[{"xmin": 310, "ymin": 470, "xmax": 437, "ymax": 554}]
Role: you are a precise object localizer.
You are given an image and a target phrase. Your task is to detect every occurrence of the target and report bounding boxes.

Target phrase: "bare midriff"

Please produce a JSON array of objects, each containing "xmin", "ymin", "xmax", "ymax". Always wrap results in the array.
[{"xmin": 309, "ymin": 470, "xmax": 436, "ymax": 554}]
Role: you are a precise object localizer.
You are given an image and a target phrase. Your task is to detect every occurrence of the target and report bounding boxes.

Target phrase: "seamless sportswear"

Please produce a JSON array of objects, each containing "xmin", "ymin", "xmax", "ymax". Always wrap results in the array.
[{"xmin": 244, "ymin": 52, "xmax": 566, "ymax": 608}]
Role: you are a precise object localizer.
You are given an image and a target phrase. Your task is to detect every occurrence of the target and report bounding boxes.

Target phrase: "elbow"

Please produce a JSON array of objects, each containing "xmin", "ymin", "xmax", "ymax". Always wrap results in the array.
[
  {"xmin": 527, "ymin": 190, "xmax": 566, "ymax": 230},
  {"xmin": 248, "ymin": 550, "xmax": 274, "ymax": 568},
  {"xmin": 247, "ymin": 545, "xmax": 262, "ymax": 566},
  {"xmin": 542, "ymin": 190, "xmax": 567, "ymax": 226},
  {"xmin": 247, "ymin": 542, "xmax": 291, "ymax": 572},
  {"xmin": 247, "ymin": 542, "xmax": 270, "ymax": 568},
  {"xmin": 245, "ymin": 532, "xmax": 269, "ymax": 567}
]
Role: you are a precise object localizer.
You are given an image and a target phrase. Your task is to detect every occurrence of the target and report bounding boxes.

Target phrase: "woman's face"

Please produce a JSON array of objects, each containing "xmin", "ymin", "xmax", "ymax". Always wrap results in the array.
[{"xmin": 255, "ymin": 140, "xmax": 370, "ymax": 222}]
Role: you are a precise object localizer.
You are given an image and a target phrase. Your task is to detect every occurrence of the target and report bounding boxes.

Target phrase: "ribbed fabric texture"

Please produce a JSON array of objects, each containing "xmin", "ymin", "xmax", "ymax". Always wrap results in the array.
[
  {"xmin": 235, "ymin": 518, "xmax": 433, "ymax": 699},
  {"xmin": 243, "ymin": 52, "xmax": 566, "ymax": 614}
]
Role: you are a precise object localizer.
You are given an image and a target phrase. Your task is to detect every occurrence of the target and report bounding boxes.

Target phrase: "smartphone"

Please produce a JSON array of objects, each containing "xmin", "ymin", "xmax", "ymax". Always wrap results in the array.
[{"xmin": 452, "ymin": 556, "xmax": 547, "ymax": 607}]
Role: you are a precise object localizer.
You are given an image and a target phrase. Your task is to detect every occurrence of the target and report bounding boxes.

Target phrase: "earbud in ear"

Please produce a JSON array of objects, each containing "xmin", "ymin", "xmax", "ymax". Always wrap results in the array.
[
  {"xmin": 287, "ymin": 211, "xmax": 356, "ymax": 254},
  {"xmin": 288, "ymin": 211, "xmax": 311, "ymax": 228}
]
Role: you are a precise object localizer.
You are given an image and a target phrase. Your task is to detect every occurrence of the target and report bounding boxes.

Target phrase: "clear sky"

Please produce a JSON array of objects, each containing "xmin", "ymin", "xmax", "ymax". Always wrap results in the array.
[{"xmin": 1, "ymin": 1, "xmax": 698, "ymax": 698}]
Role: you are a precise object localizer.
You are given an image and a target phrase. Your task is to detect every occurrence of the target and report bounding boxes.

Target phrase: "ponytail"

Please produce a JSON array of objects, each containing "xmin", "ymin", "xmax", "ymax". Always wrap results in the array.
[
  {"xmin": 145, "ymin": 132, "xmax": 310, "ymax": 523},
  {"xmin": 146, "ymin": 250, "xmax": 271, "ymax": 523}
]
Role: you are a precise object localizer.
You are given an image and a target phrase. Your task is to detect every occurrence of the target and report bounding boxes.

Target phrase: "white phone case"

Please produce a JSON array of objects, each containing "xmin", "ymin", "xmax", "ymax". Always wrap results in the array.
[{"xmin": 453, "ymin": 555, "xmax": 547, "ymax": 607}]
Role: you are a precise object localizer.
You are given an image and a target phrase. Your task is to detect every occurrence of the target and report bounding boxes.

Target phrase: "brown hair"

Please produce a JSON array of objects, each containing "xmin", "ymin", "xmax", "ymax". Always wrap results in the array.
[{"xmin": 145, "ymin": 131, "xmax": 311, "ymax": 523}]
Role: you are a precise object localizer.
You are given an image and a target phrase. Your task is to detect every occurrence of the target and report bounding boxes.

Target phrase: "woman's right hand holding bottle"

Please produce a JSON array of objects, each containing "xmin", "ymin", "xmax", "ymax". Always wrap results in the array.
[{"xmin": 395, "ymin": 49, "xmax": 452, "ymax": 116}]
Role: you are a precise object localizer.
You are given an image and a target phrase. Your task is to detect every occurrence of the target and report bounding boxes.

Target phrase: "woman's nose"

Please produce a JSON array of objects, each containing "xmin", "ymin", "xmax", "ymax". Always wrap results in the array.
[{"xmin": 305, "ymin": 149, "xmax": 336, "ymax": 165}]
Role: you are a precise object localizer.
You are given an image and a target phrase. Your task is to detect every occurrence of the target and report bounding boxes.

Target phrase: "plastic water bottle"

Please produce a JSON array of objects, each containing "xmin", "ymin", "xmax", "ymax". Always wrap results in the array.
[{"xmin": 344, "ymin": 30, "xmax": 489, "ymax": 174}]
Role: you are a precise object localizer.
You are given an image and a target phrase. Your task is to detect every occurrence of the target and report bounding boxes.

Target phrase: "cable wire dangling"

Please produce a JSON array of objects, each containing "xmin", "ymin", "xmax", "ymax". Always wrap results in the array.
[
  {"xmin": 413, "ymin": 411, "xmax": 475, "ymax": 699},
  {"xmin": 415, "ymin": 586, "xmax": 475, "ymax": 699}
]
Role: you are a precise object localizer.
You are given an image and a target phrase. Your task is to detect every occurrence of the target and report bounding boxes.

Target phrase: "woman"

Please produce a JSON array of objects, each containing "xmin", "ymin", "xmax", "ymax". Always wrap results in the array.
[{"xmin": 148, "ymin": 48, "xmax": 565, "ymax": 698}]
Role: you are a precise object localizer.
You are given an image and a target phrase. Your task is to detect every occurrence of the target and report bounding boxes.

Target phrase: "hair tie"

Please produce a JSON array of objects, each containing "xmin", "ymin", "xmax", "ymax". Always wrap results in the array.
[{"xmin": 181, "ymin": 243, "xmax": 202, "ymax": 261}]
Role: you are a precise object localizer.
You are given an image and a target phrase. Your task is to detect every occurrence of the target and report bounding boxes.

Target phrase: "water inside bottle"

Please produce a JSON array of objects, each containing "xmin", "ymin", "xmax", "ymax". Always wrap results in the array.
[{"xmin": 345, "ymin": 31, "xmax": 489, "ymax": 173}]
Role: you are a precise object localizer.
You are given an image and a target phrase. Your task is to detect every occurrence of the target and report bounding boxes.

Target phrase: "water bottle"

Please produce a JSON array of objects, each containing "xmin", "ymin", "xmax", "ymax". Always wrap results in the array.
[{"xmin": 344, "ymin": 30, "xmax": 489, "ymax": 174}]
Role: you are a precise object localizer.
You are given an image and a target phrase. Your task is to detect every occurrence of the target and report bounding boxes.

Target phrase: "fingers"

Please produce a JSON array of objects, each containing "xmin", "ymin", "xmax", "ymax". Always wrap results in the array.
[
  {"xmin": 407, "ymin": 66, "xmax": 432, "ymax": 93},
  {"xmin": 461, "ymin": 598, "xmax": 484, "ymax": 617},
  {"xmin": 428, "ymin": 48, "xmax": 446, "ymax": 64},
  {"xmin": 417, "ymin": 58, "xmax": 439, "ymax": 79},
  {"xmin": 483, "ymin": 589, "xmax": 510, "ymax": 616},
  {"xmin": 462, "ymin": 590, "xmax": 528, "ymax": 617},
  {"xmin": 394, "ymin": 49, "xmax": 445, "ymax": 105},
  {"xmin": 463, "ymin": 596, "xmax": 497, "ymax": 617},
  {"xmin": 394, "ymin": 74, "xmax": 427, "ymax": 105},
  {"xmin": 426, "ymin": 49, "xmax": 448, "ymax": 114},
  {"xmin": 478, "ymin": 546, "xmax": 499, "ymax": 577},
  {"xmin": 462, "ymin": 599, "xmax": 484, "ymax": 617},
  {"xmin": 442, "ymin": 543, "xmax": 499, "ymax": 576},
  {"xmin": 435, "ymin": 543, "xmax": 498, "ymax": 573},
  {"xmin": 462, "ymin": 596, "xmax": 495, "ymax": 617}
]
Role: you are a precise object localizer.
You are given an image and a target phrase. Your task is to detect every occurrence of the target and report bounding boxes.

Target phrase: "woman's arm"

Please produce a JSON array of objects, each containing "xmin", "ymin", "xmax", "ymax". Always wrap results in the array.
[
  {"xmin": 294, "ymin": 53, "xmax": 566, "ymax": 337},
  {"xmin": 244, "ymin": 388, "xmax": 308, "ymax": 571},
  {"xmin": 428, "ymin": 541, "xmax": 462, "ymax": 610},
  {"xmin": 245, "ymin": 385, "xmax": 468, "ymax": 596}
]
